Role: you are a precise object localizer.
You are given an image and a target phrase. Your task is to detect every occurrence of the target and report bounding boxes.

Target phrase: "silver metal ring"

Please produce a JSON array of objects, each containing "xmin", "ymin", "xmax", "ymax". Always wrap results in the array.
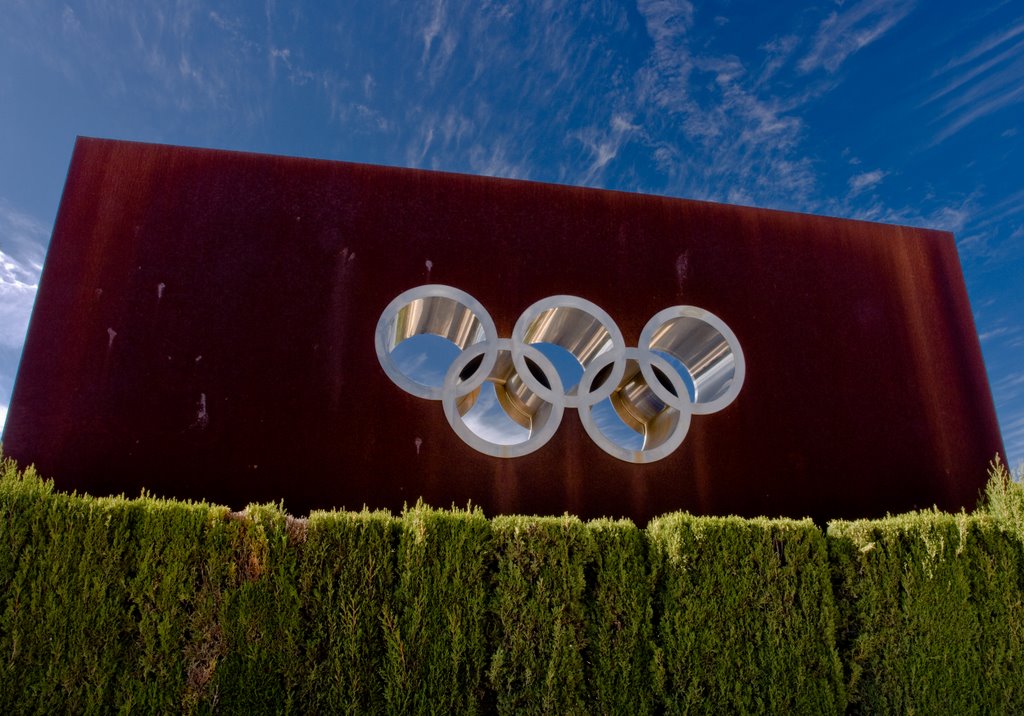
[
  {"xmin": 638, "ymin": 306, "xmax": 745, "ymax": 415},
  {"xmin": 442, "ymin": 338, "xmax": 565, "ymax": 458},
  {"xmin": 376, "ymin": 287, "xmax": 744, "ymax": 463},
  {"xmin": 510, "ymin": 295, "xmax": 626, "ymax": 409},
  {"xmin": 374, "ymin": 284, "xmax": 498, "ymax": 400},
  {"xmin": 577, "ymin": 347, "xmax": 692, "ymax": 463}
]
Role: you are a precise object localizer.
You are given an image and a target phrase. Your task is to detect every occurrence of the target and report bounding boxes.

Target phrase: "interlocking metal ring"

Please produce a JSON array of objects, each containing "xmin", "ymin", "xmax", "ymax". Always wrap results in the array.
[{"xmin": 375, "ymin": 285, "xmax": 744, "ymax": 463}]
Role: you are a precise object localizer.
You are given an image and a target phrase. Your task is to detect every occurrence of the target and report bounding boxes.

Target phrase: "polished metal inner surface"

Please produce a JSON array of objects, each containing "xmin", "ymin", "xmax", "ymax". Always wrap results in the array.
[
  {"xmin": 578, "ymin": 348, "xmax": 691, "ymax": 463},
  {"xmin": 379, "ymin": 287, "xmax": 740, "ymax": 461},
  {"xmin": 442, "ymin": 339, "xmax": 564, "ymax": 457},
  {"xmin": 384, "ymin": 296, "xmax": 487, "ymax": 352},
  {"xmin": 648, "ymin": 316, "xmax": 736, "ymax": 405},
  {"xmin": 650, "ymin": 351, "xmax": 696, "ymax": 402},
  {"xmin": 387, "ymin": 333, "xmax": 462, "ymax": 389},
  {"xmin": 608, "ymin": 360, "xmax": 678, "ymax": 449},
  {"xmin": 454, "ymin": 351, "xmax": 551, "ymax": 432},
  {"xmin": 376, "ymin": 285, "xmax": 498, "ymax": 401},
  {"xmin": 532, "ymin": 342, "xmax": 585, "ymax": 393},
  {"xmin": 511, "ymin": 298, "xmax": 627, "ymax": 409},
  {"xmin": 458, "ymin": 382, "xmax": 532, "ymax": 446},
  {"xmin": 522, "ymin": 306, "xmax": 615, "ymax": 373}
]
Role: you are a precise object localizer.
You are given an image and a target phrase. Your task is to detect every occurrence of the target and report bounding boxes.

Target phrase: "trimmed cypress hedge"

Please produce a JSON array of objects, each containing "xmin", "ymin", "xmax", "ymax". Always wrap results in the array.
[
  {"xmin": 1, "ymin": 455, "xmax": 1022, "ymax": 713},
  {"xmin": 649, "ymin": 516, "xmax": 843, "ymax": 714},
  {"xmin": 384, "ymin": 503, "xmax": 491, "ymax": 714},
  {"xmin": 488, "ymin": 515, "xmax": 593, "ymax": 714},
  {"xmin": 584, "ymin": 519, "xmax": 655, "ymax": 715},
  {"xmin": 829, "ymin": 513, "xmax": 1024, "ymax": 714},
  {"xmin": 298, "ymin": 508, "xmax": 396, "ymax": 713}
]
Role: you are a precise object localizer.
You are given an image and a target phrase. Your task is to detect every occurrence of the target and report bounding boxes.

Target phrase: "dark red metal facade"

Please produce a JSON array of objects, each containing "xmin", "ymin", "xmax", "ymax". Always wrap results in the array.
[{"xmin": 3, "ymin": 137, "xmax": 1005, "ymax": 522}]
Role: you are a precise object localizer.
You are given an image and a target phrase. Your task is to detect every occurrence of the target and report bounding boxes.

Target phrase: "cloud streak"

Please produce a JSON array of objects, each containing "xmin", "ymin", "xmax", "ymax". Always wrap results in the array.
[
  {"xmin": 798, "ymin": 0, "xmax": 915, "ymax": 74},
  {"xmin": 0, "ymin": 250, "xmax": 39, "ymax": 349},
  {"xmin": 0, "ymin": 200, "xmax": 47, "ymax": 349},
  {"xmin": 936, "ymin": 21, "xmax": 1024, "ymax": 74},
  {"xmin": 1000, "ymin": 413, "xmax": 1024, "ymax": 471},
  {"xmin": 848, "ymin": 169, "xmax": 888, "ymax": 197},
  {"xmin": 0, "ymin": 199, "xmax": 48, "ymax": 430},
  {"xmin": 923, "ymin": 14, "xmax": 1024, "ymax": 144},
  {"xmin": 574, "ymin": 114, "xmax": 640, "ymax": 184}
]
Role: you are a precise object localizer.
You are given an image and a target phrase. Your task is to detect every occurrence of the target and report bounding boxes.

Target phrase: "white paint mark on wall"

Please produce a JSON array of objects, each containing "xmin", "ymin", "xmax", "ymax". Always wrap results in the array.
[
  {"xmin": 675, "ymin": 252, "xmax": 689, "ymax": 288},
  {"xmin": 414, "ymin": 436, "xmax": 423, "ymax": 455},
  {"xmin": 194, "ymin": 392, "xmax": 209, "ymax": 430},
  {"xmin": 107, "ymin": 327, "xmax": 117, "ymax": 348},
  {"xmin": 425, "ymin": 259, "xmax": 433, "ymax": 273},
  {"xmin": 157, "ymin": 282, "xmax": 166, "ymax": 300}
]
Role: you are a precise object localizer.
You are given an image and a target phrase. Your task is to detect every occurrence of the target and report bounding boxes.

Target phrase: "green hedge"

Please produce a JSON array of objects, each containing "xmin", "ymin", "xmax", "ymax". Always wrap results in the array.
[
  {"xmin": 1, "ymin": 456, "xmax": 1022, "ymax": 714},
  {"xmin": 829, "ymin": 513, "xmax": 1024, "ymax": 713},
  {"xmin": 649, "ymin": 516, "xmax": 842, "ymax": 714}
]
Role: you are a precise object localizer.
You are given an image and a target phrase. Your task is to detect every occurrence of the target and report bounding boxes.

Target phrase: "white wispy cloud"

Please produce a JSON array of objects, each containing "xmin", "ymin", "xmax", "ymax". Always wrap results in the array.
[
  {"xmin": 6, "ymin": 3, "xmax": 272, "ymax": 126},
  {"xmin": 798, "ymin": 0, "xmax": 916, "ymax": 74},
  {"xmin": 935, "ymin": 21, "xmax": 1024, "ymax": 74},
  {"xmin": 925, "ymin": 38, "xmax": 1024, "ymax": 106},
  {"xmin": 0, "ymin": 251, "xmax": 39, "ymax": 350},
  {"xmin": 387, "ymin": 2, "xmax": 635, "ymax": 180},
  {"xmin": 847, "ymin": 169, "xmax": 888, "ymax": 196},
  {"xmin": 757, "ymin": 35, "xmax": 800, "ymax": 85},
  {"xmin": 980, "ymin": 325, "xmax": 1022, "ymax": 343},
  {"xmin": 574, "ymin": 114, "xmax": 641, "ymax": 184},
  {"xmin": 1000, "ymin": 412, "xmax": 1024, "ymax": 471},
  {"xmin": 975, "ymin": 187, "xmax": 1024, "ymax": 226},
  {"xmin": 992, "ymin": 371, "xmax": 1024, "ymax": 405},
  {"xmin": 269, "ymin": 47, "xmax": 315, "ymax": 86},
  {"xmin": 406, "ymin": 111, "xmax": 438, "ymax": 168},
  {"xmin": 0, "ymin": 200, "xmax": 47, "ymax": 350},
  {"xmin": 418, "ymin": 0, "xmax": 458, "ymax": 86},
  {"xmin": 467, "ymin": 140, "xmax": 531, "ymax": 180},
  {"xmin": 634, "ymin": 0, "xmax": 696, "ymax": 113},
  {"xmin": 922, "ymin": 15, "xmax": 1024, "ymax": 144},
  {"xmin": 61, "ymin": 5, "xmax": 81, "ymax": 34},
  {"xmin": 628, "ymin": 1, "xmax": 825, "ymax": 208},
  {"xmin": 840, "ymin": 198, "xmax": 974, "ymax": 234},
  {"xmin": 951, "ymin": 187, "xmax": 1024, "ymax": 263},
  {"xmin": 935, "ymin": 54, "xmax": 1024, "ymax": 120},
  {"xmin": 931, "ymin": 57, "xmax": 1024, "ymax": 144}
]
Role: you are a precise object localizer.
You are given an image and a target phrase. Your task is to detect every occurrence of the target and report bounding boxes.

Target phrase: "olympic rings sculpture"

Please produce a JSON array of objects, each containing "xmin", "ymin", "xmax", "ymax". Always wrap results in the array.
[{"xmin": 375, "ymin": 285, "xmax": 744, "ymax": 464}]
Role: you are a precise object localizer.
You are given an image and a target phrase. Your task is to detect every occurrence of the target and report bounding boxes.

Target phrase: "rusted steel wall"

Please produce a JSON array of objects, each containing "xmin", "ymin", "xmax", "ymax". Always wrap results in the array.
[{"xmin": 3, "ymin": 138, "xmax": 1004, "ymax": 522}]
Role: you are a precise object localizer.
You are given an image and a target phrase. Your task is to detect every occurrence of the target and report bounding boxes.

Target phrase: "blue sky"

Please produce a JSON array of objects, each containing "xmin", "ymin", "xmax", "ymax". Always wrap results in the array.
[{"xmin": 0, "ymin": 0, "xmax": 1022, "ymax": 468}]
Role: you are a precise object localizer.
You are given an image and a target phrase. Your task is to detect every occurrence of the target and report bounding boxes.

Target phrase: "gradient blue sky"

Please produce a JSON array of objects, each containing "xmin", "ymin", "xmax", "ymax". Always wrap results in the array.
[{"xmin": 1, "ymin": 0, "xmax": 1022, "ymax": 467}]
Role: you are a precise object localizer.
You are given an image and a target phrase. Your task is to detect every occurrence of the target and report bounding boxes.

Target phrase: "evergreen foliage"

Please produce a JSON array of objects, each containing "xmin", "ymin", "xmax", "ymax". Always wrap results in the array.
[
  {"xmin": 649, "ymin": 515, "xmax": 843, "ymax": 715},
  {"xmin": 583, "ymin": 518, "xmax": 655, "ymax": 715},
  {"xmin": 298, "ymin": 508, "xmax": 396, "ymax": 713},
  {"xmin": 1, "ymin": 454, "xmax": 1022, "ymax": 713},
  {"xmin": 829, "ymin": 512, "xmax": 1024, "ymax": 713},
  {"xmin": 488, "ymin": 515, "xmax": 593, "ymax": 714},
  {"xmin": 383, "ymin": 501, "xmax": 492, "ymax": 714}
]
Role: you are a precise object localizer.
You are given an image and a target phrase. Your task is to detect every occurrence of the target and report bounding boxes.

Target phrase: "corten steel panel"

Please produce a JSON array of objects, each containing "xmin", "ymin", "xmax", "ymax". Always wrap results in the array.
[{"xmin": 3, "ymin": 137, "xmax": 1005, "ymax": 523}]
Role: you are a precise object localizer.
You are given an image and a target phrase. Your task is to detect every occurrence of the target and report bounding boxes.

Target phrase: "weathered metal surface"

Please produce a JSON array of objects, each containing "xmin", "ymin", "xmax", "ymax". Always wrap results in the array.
[{"xmin": 3, "ymin": 137, "xmax": 1005, "ymax": 522}]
